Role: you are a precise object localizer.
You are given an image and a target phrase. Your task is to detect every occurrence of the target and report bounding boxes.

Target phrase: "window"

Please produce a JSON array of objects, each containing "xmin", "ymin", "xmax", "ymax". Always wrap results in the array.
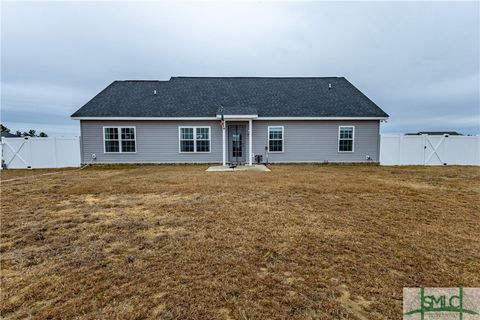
[
  {"xmin": 180, "ymin": 127, "xmax": 194, "ymax": 152},
  {"xmin": 104, "ymin": 127, "xmax": 136, "ymax": 153},
  {"xmin": 338, "ymin": 126, "xmax": 354, "ymax": 152},
  {"xmin": 179, "ymin": 127, "xmax": 210, "ymax": 153},
  {"xmin": 104, "ymin": 127, "xmax": 119, "ymax": 152},
  {"xmin": 232, "ymin": 134, "xmax": 242, "ymax": 157},
  {"xmin": 268, "ymin": 126, "xmax": 284, "ymax": 152},
  {"xmin": 195, "ymin": 127, "xmax": 210, "ymax": 152}
]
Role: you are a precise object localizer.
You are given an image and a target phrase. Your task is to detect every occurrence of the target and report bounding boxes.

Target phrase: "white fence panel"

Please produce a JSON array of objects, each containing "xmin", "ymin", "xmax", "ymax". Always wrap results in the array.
[
  {"xmin": 400, "ymin": 135, "xmax": 426, "ymax": 165},
  {"xmin": 1, "ymin": 137, "xmax": 81, "ymax": 169},
  {"xmin": 424, "ymin": 135, "xmax": 445, "ymax": 165},
  {"xmin": 443, "ymin": 136, "xmax": 480, "ymax": 165},
  {"xmin": 30, "ymin": 138, "xmax": 56, "ymax": 168},
  {"xmin": 55, "ymin": 138, "xmax": 82, "ymax": 167},
  {"xmin": 380, "ymin": 134, "xmax": 480, "ymax": 166},
  {"xmin": 2, "ymin": 137, "xmax": 33, "ymax": 169},
  {"xmin": 379, "ymin": 135, "xmax": 401, "ymax": 166}
]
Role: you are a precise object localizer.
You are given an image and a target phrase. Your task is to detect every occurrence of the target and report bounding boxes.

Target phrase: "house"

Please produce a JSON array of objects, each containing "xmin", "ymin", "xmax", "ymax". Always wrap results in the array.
[
  {"xmin": 405, "ymin": 131, "xmax": 463, "ymax": 136},
  {"xmin": 71, "ymin": 77, "xmax": 389, "ymax": 165}
]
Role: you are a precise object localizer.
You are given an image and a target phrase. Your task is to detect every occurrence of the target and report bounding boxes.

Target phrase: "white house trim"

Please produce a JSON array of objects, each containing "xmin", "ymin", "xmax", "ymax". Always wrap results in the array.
[
  {"xmin": 73, "ymin": 116, "xmax": 388, "ymax": 121},
  {"xmin": 257, "ymin": 117, "xmax": 388, "ymax": 121},
  {"xmin": 74, "ymin": 117, "xmax": 218, "ymax": 120},
  {"xmin": 222, "ymin": 121, "xmax": 226, "ymax": 166},
  {"xmin": 248, "ymin": 119, "xmax": 252, "ymax": 165},
  {"xmin": 215, "ymin": 114, "xmax": 258, "ymax": 120}
]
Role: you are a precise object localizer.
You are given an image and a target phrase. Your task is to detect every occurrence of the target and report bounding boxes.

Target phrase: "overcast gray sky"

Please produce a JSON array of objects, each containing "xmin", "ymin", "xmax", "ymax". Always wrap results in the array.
[{"xmin": 1, "ymin": 1, "xmax": 479, "ymax": 136}]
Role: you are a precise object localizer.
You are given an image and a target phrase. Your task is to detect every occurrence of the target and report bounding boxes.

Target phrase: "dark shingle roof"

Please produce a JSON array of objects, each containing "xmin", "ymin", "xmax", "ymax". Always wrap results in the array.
[
  {"xmin": 71, "ymin": 77, "xmax": 388, "ymax": 118},
  {"xmin": 406, "ymin": 131, "xmax": 463, "ymax": 136}
]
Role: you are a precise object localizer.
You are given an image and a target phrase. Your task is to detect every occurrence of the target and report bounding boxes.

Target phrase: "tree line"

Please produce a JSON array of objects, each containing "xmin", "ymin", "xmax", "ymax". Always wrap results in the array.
[{"xmin": 1, "ymin": 124, "xmax": 48, "ymax": 137}]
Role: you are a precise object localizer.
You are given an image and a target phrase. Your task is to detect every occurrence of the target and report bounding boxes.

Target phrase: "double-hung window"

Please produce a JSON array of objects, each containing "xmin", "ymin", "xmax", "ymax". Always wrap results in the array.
[
  {"xmin": 338, "ymin": 126, "xmax": 354, "ymax": 152},
  {"xmin": 179, "ymin": 127, "xmax": 210, "ymax": 153},
  {"xmin": 120, "ymin": 128, "xmax": 136, "ymax": 152},
  {"xmin": 179, "ymin": 127, "xmax": 194, "ymax": 152},
  {"xmin": 104, "ymin": 127, "xmax": 136, "ymax": 153},
  {"xmin": 268, "ymin": 126, "xmax": 284, "ymax": 152}
]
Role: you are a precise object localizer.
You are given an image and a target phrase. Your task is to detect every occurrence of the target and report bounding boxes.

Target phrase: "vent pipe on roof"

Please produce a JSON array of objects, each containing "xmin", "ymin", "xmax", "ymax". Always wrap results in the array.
[
  {"xmin": 153, "ymin": 90, "xmax": 157, "ymax": 95},
  {"xmin": 328, "ymin": 83, "xmax": 332, "ymax": 90}
]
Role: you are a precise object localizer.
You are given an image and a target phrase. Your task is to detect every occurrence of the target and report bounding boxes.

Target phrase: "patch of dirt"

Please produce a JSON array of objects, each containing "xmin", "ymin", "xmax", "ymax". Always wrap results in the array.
[{"xmin": 337, "ymin": 286, "xmax": 375, "ymax": 320}]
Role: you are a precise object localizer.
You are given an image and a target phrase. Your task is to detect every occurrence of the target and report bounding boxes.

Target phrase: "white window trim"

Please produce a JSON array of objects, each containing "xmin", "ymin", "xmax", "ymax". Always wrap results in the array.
[
  {"xmin": 338, "ymin": 126, "xmax": 355, "ymax": 153},
  {"xmin": 103, "ymin": 126, "xmax": 137, "ymax": 153},
  {"xmin": 267, "ymin": 126, "xmax": 284, "ymax": 153},
  {"xmin": 178, "ymin": 126, "xmax": 212, "ymax": 153}
]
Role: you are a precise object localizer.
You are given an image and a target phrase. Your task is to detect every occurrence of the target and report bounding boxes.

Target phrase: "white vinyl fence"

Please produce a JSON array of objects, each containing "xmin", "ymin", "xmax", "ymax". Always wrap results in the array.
[
  {"xmin": 380, "ymin": 134, "xmax": 480, "ymax": 166},
  {"xmin": 2, "ymin": 134, "xmax": 478, "ymax": 169},
  {"xmin": 1, "ymin": 137, "xmax": 81, "ymax": 169}
]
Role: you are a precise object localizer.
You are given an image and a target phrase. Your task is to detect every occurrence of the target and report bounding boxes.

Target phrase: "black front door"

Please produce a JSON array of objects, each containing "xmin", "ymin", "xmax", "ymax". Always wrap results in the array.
[{"xmin": 228, "ymin": 125, "xmax": 246, "ymax": 163}]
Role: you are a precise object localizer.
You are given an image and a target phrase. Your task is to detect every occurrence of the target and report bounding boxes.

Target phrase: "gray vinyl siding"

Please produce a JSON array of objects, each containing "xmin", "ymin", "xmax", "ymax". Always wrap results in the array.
[
  {"xmin": 252, "ymin": 120, "xmax": 380, "ymax": 162},
  {"xmin": 80, "ymin": 120, "xmax": 380, "ymax": 164},
  {"xmin": 80, "ymin": 120, "xmax": 222, "ymax": 163}
]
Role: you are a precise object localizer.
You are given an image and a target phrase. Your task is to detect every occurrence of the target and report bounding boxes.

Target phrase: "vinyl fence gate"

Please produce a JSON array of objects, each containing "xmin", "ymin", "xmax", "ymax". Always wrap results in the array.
[
  {"xmin": 1, "ymin": 136, "xmax": 81, "ymax": 169},
  {"xmin": 380, "ymin": 134, "xmax": 480, "ymax": 166}
]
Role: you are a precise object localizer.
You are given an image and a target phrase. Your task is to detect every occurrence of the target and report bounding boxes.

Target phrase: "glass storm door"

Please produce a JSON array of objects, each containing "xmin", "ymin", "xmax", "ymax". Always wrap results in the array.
[{"xmin": 228, "ymin": 125, "xmax": 246, "ymax": 163}]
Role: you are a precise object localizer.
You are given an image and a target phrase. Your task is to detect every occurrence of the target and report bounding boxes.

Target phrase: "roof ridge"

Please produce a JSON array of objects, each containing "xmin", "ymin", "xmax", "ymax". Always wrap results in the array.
[
  {"xmin": 171, "ymin": 76, "xmax": 343, "ymax": 79},
  {"xmin": 119, "ymin": 80, "xmax": 165, "ymax": 82}
]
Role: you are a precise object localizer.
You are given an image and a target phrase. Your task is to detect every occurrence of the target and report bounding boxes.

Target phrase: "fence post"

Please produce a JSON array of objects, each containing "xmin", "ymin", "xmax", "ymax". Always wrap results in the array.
[
  {"xmin": 0, "ymin": 137, "xmax": 3, "ymax": 170},
  {"xmin": 422, "ymin": 134, "xmax": 427, "ymax": 165},
  {"xmin": 397, "ymin": 134, "xmax": 402, "ymax": 165},
  {"xmin": 54, "ymin": 137, "xmax": 58, "ymax": 168},
  {"xmin": 28, "ymin": 137, "xmax": 33, "ymax": 168}
]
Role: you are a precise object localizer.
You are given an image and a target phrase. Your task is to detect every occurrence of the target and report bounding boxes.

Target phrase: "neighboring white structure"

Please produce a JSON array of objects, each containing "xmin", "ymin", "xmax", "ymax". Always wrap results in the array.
[
  {"xmin": 380, "ymin": 134, "xmax": 480, "ymax": 166},
  {"xmin": 1, "ymin": 137, "xmax": 81, "ymax": 169}
]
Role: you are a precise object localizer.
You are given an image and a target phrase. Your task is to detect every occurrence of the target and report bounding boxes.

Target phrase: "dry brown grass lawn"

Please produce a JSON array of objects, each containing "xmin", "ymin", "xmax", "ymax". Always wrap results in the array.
[{"xmin": 1, "ymin": 164, "xmax": 479, "ymax": 319}]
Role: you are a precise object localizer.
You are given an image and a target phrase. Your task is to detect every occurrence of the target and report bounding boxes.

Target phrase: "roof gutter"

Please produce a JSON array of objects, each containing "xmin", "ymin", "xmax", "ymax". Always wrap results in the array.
[
  {"xmin": 71, "ymin": 117, "xmax": 218, "ymax": 120},
  {"xmin": 72, "ymin": 116, "xmax": 388, "ymax": 121},
  {"xmin": 255, "ymin": 117, "xmax": 388, "ymax": 120}
]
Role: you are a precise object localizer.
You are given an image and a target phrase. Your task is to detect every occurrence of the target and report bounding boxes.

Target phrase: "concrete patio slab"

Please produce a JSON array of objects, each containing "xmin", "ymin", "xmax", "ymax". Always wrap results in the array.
[{"xmin": 206, "ymin": 164, "xmax": 271, "ymax": 172}]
